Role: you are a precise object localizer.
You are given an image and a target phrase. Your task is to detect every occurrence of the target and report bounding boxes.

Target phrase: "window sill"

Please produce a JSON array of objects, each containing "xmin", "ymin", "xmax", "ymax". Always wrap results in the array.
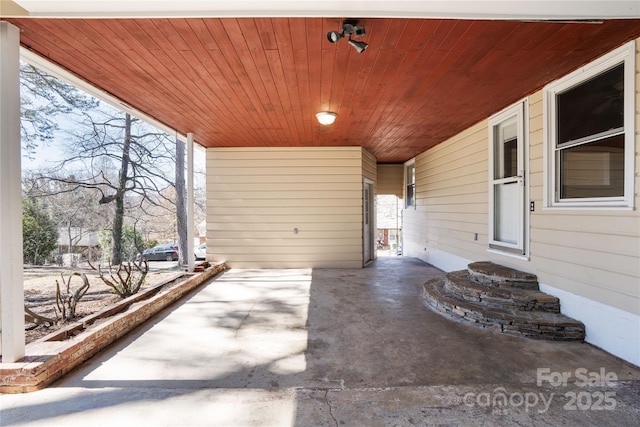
[
  {"xmin": 487, "ymin": 248, "xmax": 530, "ymax": 261},
  {"xmin": 543, "ymin": 204, "xmax": 634, "ymax": 211}
]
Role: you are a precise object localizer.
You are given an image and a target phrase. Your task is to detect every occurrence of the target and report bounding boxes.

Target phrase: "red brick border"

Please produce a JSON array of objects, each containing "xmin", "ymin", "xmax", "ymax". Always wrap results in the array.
[{"xmin": 0, "ymin": 262, "xmax": 226, "ymax": 393}]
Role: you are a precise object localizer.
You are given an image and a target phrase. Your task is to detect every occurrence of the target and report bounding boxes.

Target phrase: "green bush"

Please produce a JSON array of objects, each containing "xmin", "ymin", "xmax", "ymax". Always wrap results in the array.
[{"xmin": 23, "ymin": 199, "xmax": 58, "ymax": 265}]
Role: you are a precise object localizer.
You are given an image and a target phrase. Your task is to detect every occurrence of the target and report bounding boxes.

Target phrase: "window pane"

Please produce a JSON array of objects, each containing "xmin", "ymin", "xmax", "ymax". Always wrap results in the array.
[
  {"xmin": 557, "ymin": 63, "xmax": 623, "ymax": 144},
  {"xmin": 503, "ymin": 137, "xmax": 518, "ymax": 179},
  {"xmin": 493, "ymin": 118, "xmax": 518, "ymax": 179},
  {"xmin": 559, "ymin": 135, "xmax": 624, "ymax": 199},
  {"xmin": 407, "ymin": 164, "xmax": 415, "ymax": 184},
  {"xmin": 494, "ymin": 183, "xmax": 519, "ymax": 244},
  {"xmin": 406, "ymin": 184, "xmax": 415, "ymax": 207}
]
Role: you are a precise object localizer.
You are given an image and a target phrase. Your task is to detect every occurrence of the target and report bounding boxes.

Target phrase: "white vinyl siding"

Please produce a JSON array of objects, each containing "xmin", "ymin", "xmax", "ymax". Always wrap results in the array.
[
  {"xmin": 403, "ymin": 38, "xmax": 640, "ymax": 365},
  {"xmin": 405, "ymin": 86, "xmax": 639, "ymax": 315},
  {"xmin": 362, "ymin": 148, "xmax": 377, "ymax": 191},
  {"xmin": 404, "ymin": 122, "xmax": 488, "ymax": 262},
  {"xmin": 206, "ymin": 147, "xmax": 366, "ymax": 268},
  {"xmin": 377, "ymin": 164, "xmax": 403, "ymax": 197}
]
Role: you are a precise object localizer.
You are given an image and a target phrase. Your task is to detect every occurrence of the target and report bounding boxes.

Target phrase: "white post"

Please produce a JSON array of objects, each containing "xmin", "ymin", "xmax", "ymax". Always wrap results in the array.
[
  {"xmin": 186, "ymin": 133, "xmax": 195, "ymax": 273},
  {"xmin": 0, "ymin": 21, "xmax": 25, "ymax": 362}
]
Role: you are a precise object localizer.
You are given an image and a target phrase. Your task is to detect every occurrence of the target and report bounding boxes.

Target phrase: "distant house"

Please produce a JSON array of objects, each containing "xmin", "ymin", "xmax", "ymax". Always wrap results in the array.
[
  {"xmin": 376, "ymin": 194, "xmax": 402, "ymax": 252},
  {"xmin": 56, "ymin": 227, "xmax": 100, "ymax": 264}
]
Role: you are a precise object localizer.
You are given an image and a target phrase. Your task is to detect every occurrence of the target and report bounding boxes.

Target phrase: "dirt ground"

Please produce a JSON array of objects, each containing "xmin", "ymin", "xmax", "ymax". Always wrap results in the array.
[{"xmin": 23, "ymin": 262, "xmax": 183, "ymax": 344}]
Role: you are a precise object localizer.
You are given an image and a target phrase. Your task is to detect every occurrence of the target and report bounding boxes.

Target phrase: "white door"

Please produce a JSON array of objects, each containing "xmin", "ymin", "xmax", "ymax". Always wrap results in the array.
[
  {"xmin": 489, "ymin": 102, "xmax": 527, "ymax": 255},
  {"xmin": 363, "ymin": 180, "xmax": 375, "ymax": 264}
]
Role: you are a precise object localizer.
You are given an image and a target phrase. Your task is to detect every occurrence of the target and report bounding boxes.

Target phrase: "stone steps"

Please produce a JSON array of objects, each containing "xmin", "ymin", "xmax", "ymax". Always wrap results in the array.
[
  {"xmin": 445, "ymin": 270, "xmax": 561, "ymax": 313},
  {"xmin": 422, "ymin": 262, "xmax": 585, "ymax": 341},
  {"xmin": 467, "ymin": 261, "xmax": 539, "ymax": 290}
]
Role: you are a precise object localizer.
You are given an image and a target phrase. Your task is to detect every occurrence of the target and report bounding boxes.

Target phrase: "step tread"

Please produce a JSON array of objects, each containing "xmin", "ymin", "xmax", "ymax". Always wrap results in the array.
[
  {"xmin": 423, "ymin": 277, "xmax": 585, "ymax": 341},
  {"xmin": 468, "ymin": 261, "xmax": 539, "ymax": 290},
  {"xmin": 445, "ymin": 270, "xmax": 560, "ymax": 312}
]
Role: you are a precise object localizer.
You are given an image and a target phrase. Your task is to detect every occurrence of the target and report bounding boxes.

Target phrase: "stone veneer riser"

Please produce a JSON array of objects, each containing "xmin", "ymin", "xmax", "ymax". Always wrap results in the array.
[
  {"xmin": 444, "ymin": 271, "xmax": 561, "ymax": 313},
  {"xmin": 467, "ymin": 261, "xmax": 539, "ymax": 290}
]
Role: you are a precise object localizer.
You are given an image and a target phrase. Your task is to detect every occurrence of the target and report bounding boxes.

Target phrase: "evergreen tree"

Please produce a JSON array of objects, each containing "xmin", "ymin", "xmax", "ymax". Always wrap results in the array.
[{"xmin": 22, "ymin": 199, "xmax": 59, "ymax": 265}]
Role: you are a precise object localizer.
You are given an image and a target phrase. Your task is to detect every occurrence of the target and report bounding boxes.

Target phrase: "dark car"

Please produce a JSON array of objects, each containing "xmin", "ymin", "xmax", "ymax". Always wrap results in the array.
[{"xmin": 139, "ymin": 244, "xmax": 179, "ymax": 262}]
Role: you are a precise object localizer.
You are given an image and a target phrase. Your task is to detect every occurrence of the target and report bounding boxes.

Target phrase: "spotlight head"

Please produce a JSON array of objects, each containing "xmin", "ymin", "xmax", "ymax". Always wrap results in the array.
[
  {"xmin": 348, "ymin": 39, "xmax": 368, "ymax": 54},
  {"xmin": 327, "ymin": 30, "xmax": 343, "ymax": 43}
]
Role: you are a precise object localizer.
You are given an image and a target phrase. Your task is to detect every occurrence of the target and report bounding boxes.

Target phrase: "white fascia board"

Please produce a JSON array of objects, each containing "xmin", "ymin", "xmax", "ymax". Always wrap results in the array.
[
  {"xmin": 20, "ymin": 47, "xmax": 189, "ymax": 144},
  {"xmin": 8, "ymin": 1, "xmax": 640, "ymax": 19}
]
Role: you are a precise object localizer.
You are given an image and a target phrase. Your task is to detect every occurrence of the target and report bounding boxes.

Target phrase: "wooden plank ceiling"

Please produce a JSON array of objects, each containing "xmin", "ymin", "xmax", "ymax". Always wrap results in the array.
[{"xmin": 7, "ymin": 17, "xmax": 640, "ymax": 163}]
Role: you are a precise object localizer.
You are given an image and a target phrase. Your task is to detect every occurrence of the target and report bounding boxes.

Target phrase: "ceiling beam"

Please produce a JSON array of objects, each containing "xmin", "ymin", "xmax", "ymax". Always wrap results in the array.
[{"xmin": 4, "ymin": 0, "xmax": 640, "ymax": 19}]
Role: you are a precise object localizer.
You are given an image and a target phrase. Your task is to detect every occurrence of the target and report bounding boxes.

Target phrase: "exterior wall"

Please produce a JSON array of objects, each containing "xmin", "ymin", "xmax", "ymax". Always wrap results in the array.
[
  {"xmin": 404, "ymin": 40, "xmax": 640, "ymax": 365},
  {"xmin": 206, "ymin": 147, "xmax": 366, "ymax": 268},
  {"xmin": 362, "ymin": 148, "xmax": 377, "ymax": 187},
  {"xmin": 377, "ymin": 164, "xmax": 404, "ymax": 196},
  {"xmin": 404, "ymin": 121, "xmax": 489, "ymax": 271}
]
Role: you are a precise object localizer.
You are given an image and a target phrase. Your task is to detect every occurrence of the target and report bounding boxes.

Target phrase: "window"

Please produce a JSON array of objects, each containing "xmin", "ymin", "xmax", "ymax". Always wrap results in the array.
[
  {"xmin": 404, "ymin": 160, "xmax": 415, "ymax": 208},
  {"xmin": 544, "ymin": 41, "xmax": 635, "ymax": 209}
]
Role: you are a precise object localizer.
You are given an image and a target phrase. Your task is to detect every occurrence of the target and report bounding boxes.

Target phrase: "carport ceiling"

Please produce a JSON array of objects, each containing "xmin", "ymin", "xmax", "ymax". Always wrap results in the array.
[{"xmin": 6, "ymin": 17, "xmax": 640, "ymax": 163}]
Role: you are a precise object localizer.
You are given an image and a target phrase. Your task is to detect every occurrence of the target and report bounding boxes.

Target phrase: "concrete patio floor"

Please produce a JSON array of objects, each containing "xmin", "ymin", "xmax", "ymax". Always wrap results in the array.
[{"xmin": 1, "ymin": 257, "xmax": 639, "ymax": 426}]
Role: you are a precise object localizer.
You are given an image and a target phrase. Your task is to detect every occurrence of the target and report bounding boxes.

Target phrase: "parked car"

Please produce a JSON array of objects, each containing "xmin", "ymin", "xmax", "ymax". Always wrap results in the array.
[
  {"xmin": 194, "ymin": 243, "xmax": 206, "ymax": 260},
  {"xmin": 139, "ymin": 244, "xmax": 179, "ymax": 262}
]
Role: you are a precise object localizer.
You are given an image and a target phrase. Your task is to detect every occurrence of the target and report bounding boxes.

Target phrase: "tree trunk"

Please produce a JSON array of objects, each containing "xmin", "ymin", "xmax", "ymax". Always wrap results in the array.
[
  {"xmin": 67, "ymin": 221, "xmax": 72, "ymax": 253},
  {"xmin": 111, "ymin": 113, "xmax": 132, "ymax": 265},
  {"xmin": 175, "ymin": 137, "xmax": 188, "ymax": 265}
]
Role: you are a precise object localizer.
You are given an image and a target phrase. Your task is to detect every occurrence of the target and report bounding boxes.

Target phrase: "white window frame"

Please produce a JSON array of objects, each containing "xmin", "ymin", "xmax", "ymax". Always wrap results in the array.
[
  {"xmin": 543, "ymin": 41, "xmax": 635, "ymax": 210},
  {"xmin": 404, "ymin": 159, "xmax": 416, "ymax": 209}
]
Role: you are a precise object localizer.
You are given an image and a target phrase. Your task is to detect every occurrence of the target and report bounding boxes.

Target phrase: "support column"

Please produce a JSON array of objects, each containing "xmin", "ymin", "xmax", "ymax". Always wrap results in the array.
[
  {"xmin": 186, "ymin": 133, "xmax": 195, "ymax": 273},
  {"xmin": 0, "ymin": 21, "xmax": 25, "ymax": 362}
]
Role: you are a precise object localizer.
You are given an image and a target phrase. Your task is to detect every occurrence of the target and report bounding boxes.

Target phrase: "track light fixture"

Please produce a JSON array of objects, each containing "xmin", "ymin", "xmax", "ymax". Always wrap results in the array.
[{"xmin": 326, "ymin": 20, "xmax": 368, "ymax": 53}]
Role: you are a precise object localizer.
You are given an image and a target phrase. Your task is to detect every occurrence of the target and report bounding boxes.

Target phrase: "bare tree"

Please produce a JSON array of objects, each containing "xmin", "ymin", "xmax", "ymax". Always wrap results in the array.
[
  {"xmin": 47, "ymin": 108, "xmax": 176, "ymax": 265},
  {"xmin": 20, "ymin": 63, "xmax": 97, "ymax": 158},
  {"xmin": 20, "ymin": 63, "xmax": 204, "ymax": 266}
]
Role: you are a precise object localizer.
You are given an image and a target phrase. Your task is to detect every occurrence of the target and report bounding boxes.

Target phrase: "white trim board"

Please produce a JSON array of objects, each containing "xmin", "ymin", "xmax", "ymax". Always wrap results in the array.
[
  {"xmin": 418, "ymin": 246, "xmax": 639, "ymax": 367},
  {"xmin": 539, "ymin": 283, "xmax": 640, "ymax": 367},
  {"xmin": 6, "ymin": 1, "xmax": 640, "ymax": 19},
  {"xmin": 421, "ymin": 247, "xmax": 472, "ymax": 273}
]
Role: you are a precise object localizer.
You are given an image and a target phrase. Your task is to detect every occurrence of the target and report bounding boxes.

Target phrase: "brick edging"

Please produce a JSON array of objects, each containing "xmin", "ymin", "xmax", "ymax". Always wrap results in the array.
[{"xmin": 0, "ymin": 262, "xmax": 227, "ymax": 394}]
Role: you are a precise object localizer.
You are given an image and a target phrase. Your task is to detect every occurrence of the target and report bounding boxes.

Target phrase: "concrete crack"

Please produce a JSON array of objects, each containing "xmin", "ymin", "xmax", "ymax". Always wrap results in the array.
[
  {"xmin": 324, "ymin": 390, "xmax": 338, "ymax": 427},
  {"xmin": 234, "ymin": 302, "xmax": 256, "ymax": 338}
]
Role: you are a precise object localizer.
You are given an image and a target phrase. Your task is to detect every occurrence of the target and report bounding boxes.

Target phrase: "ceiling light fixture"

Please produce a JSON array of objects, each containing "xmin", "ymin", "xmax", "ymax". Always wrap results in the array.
[
  {"xmin": 327, "ymin": 30, "xmax": 343, "ymax": 43},
  {"xmin": 316, "ymin": 111, "xmax": 337, "ymax": 125},
  {"xmin": 348, "ymin": 39, "xmax": 368, "ymax": 54},
  {"xmin": 326, "ymin": 20, "xmax": 368, "ymax": 53}
]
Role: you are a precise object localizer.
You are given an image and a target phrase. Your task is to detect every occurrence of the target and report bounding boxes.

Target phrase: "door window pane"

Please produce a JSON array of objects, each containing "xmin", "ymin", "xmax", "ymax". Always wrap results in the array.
[
  {"xmin": 494, "ymin": 119, "xmax": 518, "ymax": 179},
  {"xmin": 503, "ymin": 137, "xmax": 518, "ymax": 179}
]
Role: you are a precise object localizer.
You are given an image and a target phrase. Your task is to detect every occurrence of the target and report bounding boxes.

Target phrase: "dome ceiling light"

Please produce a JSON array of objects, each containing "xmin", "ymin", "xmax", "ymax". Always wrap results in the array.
[{"xmin": 315, "ymin": 111, "xmax": 337, "ymax": 125}]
